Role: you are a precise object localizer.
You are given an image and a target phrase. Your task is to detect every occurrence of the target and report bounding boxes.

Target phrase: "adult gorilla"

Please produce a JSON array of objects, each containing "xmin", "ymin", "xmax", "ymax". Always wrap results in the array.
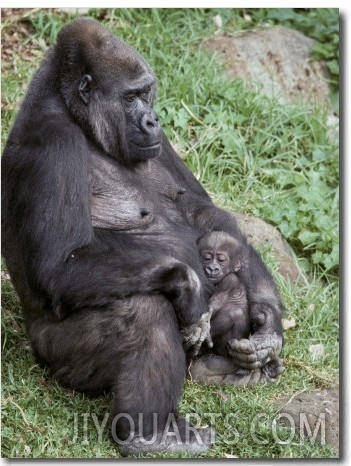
[{"xmin": 1, "ymin": 18, "xmax": 284, "ymax": 455}]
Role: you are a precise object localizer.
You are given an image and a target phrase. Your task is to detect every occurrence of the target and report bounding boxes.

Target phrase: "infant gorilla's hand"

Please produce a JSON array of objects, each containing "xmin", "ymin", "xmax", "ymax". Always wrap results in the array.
[
  {"xmin": 181, "ymin": 308, "xmax": 213, "ymax": 358},
  {"xmin": 227, "ymin": 332, "xmax": 283, "ymax": 374}
]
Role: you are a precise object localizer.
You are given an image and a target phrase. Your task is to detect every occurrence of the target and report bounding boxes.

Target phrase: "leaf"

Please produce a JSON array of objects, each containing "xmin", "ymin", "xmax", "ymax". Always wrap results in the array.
[
  {"xmin": 327, "ymin": 59, "xmax": 339, "ymax": 76},
  {"xmin": 298, "ymin": 231, "xmax": 319, "ymax": 246},
  {"xmin": 174, "ymin": 108, "xmax": 190, "ymax": 129},
  {"xmin": 216, "ymin": 391, "xmax": 230, "ymax": 401},
  {"xmin": 312, "ymin": 148, "xmax": 328, "ymax": 162},
  {"xmin": 266, "ymin": 8, "xmax": 296, "ymax": 22}
]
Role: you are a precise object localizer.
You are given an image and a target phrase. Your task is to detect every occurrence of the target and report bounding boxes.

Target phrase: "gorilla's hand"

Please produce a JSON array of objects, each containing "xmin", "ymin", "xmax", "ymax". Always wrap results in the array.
[
  {"xmin": 181, "ymin": 308, "xmax": 213, "ymax": 358},
  {"xmin": 227, "ymin": 332, "xmax": 283, "ymax": 374}
]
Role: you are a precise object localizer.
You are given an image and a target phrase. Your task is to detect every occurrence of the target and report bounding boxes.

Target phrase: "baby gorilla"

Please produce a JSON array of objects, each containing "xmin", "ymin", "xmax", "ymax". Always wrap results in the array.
[{"xmin": 197, "ymin": 231, "xmax": 250, "ymax": 357}]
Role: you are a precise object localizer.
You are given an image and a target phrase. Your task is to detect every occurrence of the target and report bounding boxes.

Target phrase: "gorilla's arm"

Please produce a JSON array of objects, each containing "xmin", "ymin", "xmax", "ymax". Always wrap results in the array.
[
  {"xmin": 161, "ymin": 136, "xmax": 284, "ymax": 373},
  {"xmin": 52, "ymin": 247, "xmax": 208, "ymax": 327}
]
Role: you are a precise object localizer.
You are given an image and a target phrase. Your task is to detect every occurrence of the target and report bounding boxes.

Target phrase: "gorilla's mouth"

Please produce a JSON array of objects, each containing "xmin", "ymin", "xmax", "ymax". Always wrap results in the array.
[
  {"xmin": 136, "ymin": 142, "xmax": 161, "ymax": 150},
  {"xmin": 129, "ymin": 142, "xmax": 161, "ymax": 163},
  {"xmin": 134, "ymin": 143, "xmax": 162, "ymax": 159},
  {"xmin": 207, "ymin": 276, "xmax": 222, "ymax": 284}
]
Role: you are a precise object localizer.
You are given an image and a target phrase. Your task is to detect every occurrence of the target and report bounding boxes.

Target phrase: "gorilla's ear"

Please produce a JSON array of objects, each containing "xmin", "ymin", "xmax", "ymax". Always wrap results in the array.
[
  {"xmin": 79, "ymin": 74, "xmax": 93, "ymax": 105},
  {"xmin": 233, "ymin": 258, "xmax": 241, "ymax": 273}
]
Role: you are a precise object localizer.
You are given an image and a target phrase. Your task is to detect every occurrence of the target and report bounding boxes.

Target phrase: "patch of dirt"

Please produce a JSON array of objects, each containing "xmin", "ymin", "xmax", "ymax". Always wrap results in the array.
[
  {"xmin": 274, "ymin": 387, "xmax": 339, "ymax": 455},
  {"xmin": 1, "ymin": 8, "xmax": 43, "ymax": 68}
]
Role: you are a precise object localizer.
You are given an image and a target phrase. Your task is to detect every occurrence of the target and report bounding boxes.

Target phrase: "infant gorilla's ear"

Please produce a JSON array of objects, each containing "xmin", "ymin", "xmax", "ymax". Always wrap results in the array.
[{"xmin": 233, "ymin": 258, "xmax": 241, "ymax": 272}]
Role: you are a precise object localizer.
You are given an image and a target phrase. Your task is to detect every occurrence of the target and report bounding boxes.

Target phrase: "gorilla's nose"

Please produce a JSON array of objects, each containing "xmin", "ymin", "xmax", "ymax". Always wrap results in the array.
[
  {"xmin": 140, "ymin": 111, "xmax": 160, "ymax": 137},
  {"xmin": 205, "ymin": 265, "xmax": 220, "ymax": 277}
]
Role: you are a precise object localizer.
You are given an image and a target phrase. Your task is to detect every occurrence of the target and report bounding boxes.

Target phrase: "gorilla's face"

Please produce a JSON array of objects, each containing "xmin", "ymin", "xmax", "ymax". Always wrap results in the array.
[
  {"xmin": 58, "ymin": 18, "xmax": 162, "ymax": 166},
  {"xmin": 79, "ymin": 70, "xmax": 162, "ymax": 165},
  {"xmin": 197, "ymin": 231, "xmax": 242, "ymax": 284},
  {"xmin": 121, "ymin": 74, "xmax": 162, "ymax": 163}
]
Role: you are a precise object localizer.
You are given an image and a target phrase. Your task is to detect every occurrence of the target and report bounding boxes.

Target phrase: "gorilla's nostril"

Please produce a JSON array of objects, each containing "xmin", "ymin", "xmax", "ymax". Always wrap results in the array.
[{"xmin": 140, "ymin": 208, "xmax": 150, "ymax": 217}]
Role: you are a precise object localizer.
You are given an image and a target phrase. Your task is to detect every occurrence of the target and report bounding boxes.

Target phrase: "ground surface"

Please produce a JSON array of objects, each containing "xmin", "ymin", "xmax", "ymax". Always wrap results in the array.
[{"xmin": 275, "ymin": 387, "xmax": 339, "ymax": 454}]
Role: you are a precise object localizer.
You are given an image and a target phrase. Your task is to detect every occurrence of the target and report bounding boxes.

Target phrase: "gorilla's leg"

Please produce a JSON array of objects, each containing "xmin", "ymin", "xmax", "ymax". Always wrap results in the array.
[
  {"xmin": 28, "ymin": 295, "xmax": 214, "ymax": 455},
  {"xmin": 28, "ymin": 306, "xmax": 125, "ymax": 394},
  {"xmin": 110, "ymin": 295, "xmax": 214, "ymax": 455},
  {"xmin": 210, "ymin": 307, "xmax": 250, "ymax": 358}
]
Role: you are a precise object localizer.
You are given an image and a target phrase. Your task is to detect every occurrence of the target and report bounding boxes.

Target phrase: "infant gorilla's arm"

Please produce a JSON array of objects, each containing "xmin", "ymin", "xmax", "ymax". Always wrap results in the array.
[{"xmin": 209, "ymin": 272, "xmax": 250, "ymax": 357}]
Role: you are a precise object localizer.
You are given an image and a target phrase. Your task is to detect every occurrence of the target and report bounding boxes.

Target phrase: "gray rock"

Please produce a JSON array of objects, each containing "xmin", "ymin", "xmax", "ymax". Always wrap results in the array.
[
  {"xmin": 234, "ymin": 211, "xmax": 308, "ymax": 285},
  {"xmin": 203, "ymin": 26, "xmax": 331, "ymax": 107},
  {"xmin": 57, "ymin": 8, "xmax": 91, "ymax": 16}
]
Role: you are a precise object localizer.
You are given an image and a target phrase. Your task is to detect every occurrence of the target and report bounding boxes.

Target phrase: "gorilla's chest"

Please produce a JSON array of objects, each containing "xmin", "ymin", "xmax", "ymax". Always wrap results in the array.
[{"xmin": 90, "ymin": 153, "xmax": 184, "ymax": 231}]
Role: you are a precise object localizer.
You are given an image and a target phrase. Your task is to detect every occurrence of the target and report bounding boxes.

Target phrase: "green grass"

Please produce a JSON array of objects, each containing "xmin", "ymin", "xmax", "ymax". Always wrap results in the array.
[{"xmin": 1, "ymin": 8, "xmax": 339, "ymax": 459}]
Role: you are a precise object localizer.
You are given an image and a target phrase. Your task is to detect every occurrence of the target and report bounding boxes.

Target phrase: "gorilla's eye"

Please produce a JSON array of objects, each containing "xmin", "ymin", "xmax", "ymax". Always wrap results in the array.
[
  {"xmin": 217, "ymin": 255, "xmax": 227, "ymax": 263},
  {"xmin": 126, "ymin": 94, "xmax": 137, "ymax": 103},
  {"xmin": 202, "ymin": 253, "xmax": 212, "ymax": 262}
]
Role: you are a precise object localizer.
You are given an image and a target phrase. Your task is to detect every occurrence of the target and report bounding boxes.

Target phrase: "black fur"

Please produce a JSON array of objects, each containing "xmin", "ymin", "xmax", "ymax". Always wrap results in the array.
[
  {"xmin": 197, "ymin": 231, "xmax": 250, "ymax": 356},
  {"xmin": 1, "ymin": 18, "xmax": 284, "ymax": 454}
]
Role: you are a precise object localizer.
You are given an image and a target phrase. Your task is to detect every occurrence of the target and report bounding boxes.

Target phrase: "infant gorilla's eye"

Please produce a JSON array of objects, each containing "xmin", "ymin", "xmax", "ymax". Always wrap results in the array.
[{"xmin": 217, "ymin": 255, "xmax": 227, "ymax": 263}]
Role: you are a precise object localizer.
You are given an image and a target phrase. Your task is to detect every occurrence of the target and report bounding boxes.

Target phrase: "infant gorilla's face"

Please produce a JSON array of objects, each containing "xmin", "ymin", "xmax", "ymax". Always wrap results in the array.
[
  {"xmin": 200, "ymin": 249, "xmax": 230, "ymax": 284},
  {"xmin": 197, "ymin": 231, "xmax": 242, "ymax": 285}
]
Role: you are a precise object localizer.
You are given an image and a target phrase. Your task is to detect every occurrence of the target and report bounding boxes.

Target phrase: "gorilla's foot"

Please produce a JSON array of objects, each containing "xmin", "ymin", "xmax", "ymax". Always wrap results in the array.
[
  {"xmin": 261, "ymin": 357, "xmax": 285, "ymax": 380},
  {"xmin": 189, "ymin": 354, "xmax": 278, "ymax": 387},
  {"xmin": 118, "ymin": 425, "xmax": 215, "ymax": 456}
]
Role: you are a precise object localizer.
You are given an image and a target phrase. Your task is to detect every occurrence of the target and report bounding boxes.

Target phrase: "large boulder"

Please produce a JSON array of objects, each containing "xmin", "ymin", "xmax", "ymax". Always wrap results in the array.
[
  {"xmin": 234, "ymin": 212, "xmax": 308, "ymax": 285},
  {"xmin": 203, "ymin": 26, "xmax": 331, "ymax": 107}
]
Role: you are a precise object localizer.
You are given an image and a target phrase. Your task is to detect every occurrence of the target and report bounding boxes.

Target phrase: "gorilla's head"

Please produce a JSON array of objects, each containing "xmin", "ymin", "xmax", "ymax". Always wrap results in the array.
[{"xmin": 56, "ymin": 18, "xmax": 162, "ymax": 165}]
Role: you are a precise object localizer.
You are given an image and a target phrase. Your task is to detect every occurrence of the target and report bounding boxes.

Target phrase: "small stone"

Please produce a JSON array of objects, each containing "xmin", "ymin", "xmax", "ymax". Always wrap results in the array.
[
  {"xmin": 309, "ymin": 343, "xmax": 325, "ymax": 361},
  {"xmin": 282, "ymin": 318, "xmax": 297, "ymax": 330},
  {"xmin": 213, "ymin": 15, "xmax": 223, "ymax": 29}
]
